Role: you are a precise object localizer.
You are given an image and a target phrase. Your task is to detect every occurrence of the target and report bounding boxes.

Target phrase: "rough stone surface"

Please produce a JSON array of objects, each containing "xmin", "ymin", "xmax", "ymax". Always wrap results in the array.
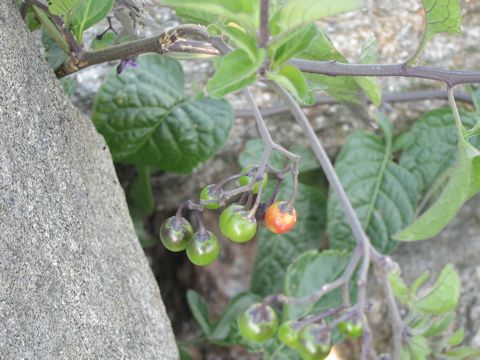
[{"xmin": 0, "ymin": 1, "xmax": 178, "ymax": 359}]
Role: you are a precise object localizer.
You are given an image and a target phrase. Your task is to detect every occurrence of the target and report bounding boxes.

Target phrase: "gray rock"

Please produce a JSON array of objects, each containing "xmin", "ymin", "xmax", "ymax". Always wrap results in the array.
[{"xmin": 0, "ymin": 1, "xmax": 178, "ymax": 359}]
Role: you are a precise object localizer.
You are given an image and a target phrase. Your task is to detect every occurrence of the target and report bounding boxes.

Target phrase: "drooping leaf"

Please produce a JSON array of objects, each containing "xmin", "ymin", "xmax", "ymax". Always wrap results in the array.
[
  {"xmin": 250, "ymin": 183, "xmax": 327, "ymax": 296},
  {"xmin": 328, "ymin": 131, "xmax": 421, "ymax": 253},
  {"xmin": 93, "ymin": 54, "xmax": 234, "ymax": 173},
  {"xmin": 186, "ymin": 290, "xmax": 212, "ymax": 336},
  {"xmin": 414, "ymin": 264, "xmax": 460, "ymax": 315},
  {"xmin": 162, "ymin": 0, "xmax": 259, "ymax": 34},
  {"xmin": 270, "ymin": 0, "xmax": 364, "ymax": 34},
  {"xmin": 268, "ymin": 23, "xmax": 318, "ymax": 69},
  {"xmin": 299, "ymin": 28, "xmax": 379, "ymax": 105},
  {"xmin": 394, "ymin": 140, "xmax": 480, "ymax": 241},
  {"xmin": 283, "ymin": 250, "xmax": 351, "ymax": 319},
  {"xmin": 423, "ymin": 0, "xmax": 462, "ymax": 40},
  {"xmin": 70, "ymin": 0, "xmax": 115, "ymax": 42},
  {"xmin": 206, "ymin": 49, "xmax": 265, "ymax": 98},
  {"xmin": 267, "ymin": 65, "xmax": 308, "ymax": 102}
]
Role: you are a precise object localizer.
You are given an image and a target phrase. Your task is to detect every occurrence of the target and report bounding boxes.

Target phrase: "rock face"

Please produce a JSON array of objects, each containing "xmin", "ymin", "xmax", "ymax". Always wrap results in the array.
[{"xmin": 0, "ymin": 1, "xmax": 178, "ymax": 359}]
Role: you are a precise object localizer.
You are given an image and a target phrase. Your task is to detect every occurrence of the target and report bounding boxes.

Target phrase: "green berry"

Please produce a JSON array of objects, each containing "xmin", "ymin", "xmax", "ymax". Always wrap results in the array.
[
  {"xmin": 239, "ymin": 165, "xmax": 268, "ymax": 194},
  {"xmin": 200, "ymin": 184, "xmax": 223, "ymax": 209},
  {"xmin": 219, "ymin": 205, "xmax": 257, "ymax": 243},
  {"xmin": 186, "ymin": 231, "xmax": 220, "ymax": 266},
  {"xmin": 238, "ymin": 303, "xmax": 278, "ymax": 342},
  {"xmin": 297, "ymin": 323, "xmax": 331, "ymax": 360},
  {"xmin": 338, "ymin": 320, "xmax": 363, "ymax": 338},
  {"xmin": 159, "ymin": 216, "xmax": 193, "ymax": 252}
]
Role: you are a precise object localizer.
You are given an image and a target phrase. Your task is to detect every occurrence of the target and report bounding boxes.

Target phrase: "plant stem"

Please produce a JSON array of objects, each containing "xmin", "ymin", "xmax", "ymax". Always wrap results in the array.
[
  {"xmin": 448, "ymin": 86, "xmax": 465, "ymax": 139},
  {"xmin": 259, "ymin": 0, "xmax": 270, "ymax": 48}
]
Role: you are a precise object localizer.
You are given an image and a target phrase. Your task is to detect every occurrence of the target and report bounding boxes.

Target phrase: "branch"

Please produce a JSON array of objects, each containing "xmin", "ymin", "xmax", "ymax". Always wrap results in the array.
[
  {"xmin": 288, "ymin": 59, "xmax": 480, "ymax": 87},
  {"xmin": 234, "ymin": 89, "xmax": 473, "ymax": 119},
  {"xmin": 259, "ymin": 0, "xmax": 270, "ymax": 48}
]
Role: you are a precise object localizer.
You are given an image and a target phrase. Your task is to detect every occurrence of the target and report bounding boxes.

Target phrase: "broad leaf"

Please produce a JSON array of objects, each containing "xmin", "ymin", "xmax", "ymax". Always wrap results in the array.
[
  {"xmin": 268, "ymin": 23, "xmax": 318, "ymax": 69},
  {"xmin": 328, "ymin": 131, "xmax": 421, "ymax": 253},
  {"xmin": 250, "ymin": 183, "xmax": 327, "ymax": 296},
  {"xmin": 414, "ymin": 264, "xmax": 460, "ymax": 315},
  {"xmin": 70, "ymin": 0, "xmax": 115, "ymax": 42},
  {"xmin": 423, "ymin": 0, "xmax": 462, "ymax": 40},
  {"xmin": 206, "ymin": 49, "xmax": 265, "ymax": 98},
  {"xmin": 395, "ymin": 140, "xmax": 480, "ymax": 241},
  {"xmin": 186, "ymin": 290, "xmax": 212, "ymax": 335},
  {"xmin": 400, "ymin": 109, "xmax": 478, "ymax": 192},
  {"xmin": 93, "ymin": 54, "xmax": 234, "ymax": 173},
  {"xmin": 162, "ymin": 0, "xmax": 259, "ymax": 34},
  {"xmin": 270, "ymin": 0, "xmax": 363, "ymax": 34},
  {"xmin": 283, "ymin": 250, "xmax": 351, "ymax": 319},
  {"xmin": 267, "ymin": 65, "xmax": 308, "ymax": 102}
]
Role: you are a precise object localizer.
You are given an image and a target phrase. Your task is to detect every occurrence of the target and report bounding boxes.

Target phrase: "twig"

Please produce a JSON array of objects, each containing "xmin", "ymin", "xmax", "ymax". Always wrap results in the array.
[
  {"xmin": 234, "ymin": 89, "xmax": 473, "ymax": 119},
  {"xmin": 259, "ymin": 0, "xmax": 270, "ymax": 49}
]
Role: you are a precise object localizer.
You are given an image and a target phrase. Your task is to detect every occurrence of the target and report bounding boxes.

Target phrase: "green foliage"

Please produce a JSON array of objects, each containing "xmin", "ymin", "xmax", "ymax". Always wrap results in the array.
[
  {"xmin": 70, "ymin": 0, "xmax": 115, "ymax": 42},
  {"xmin": 423, "ymin": 0, "xmax": 462, "ymax": 40},
  {"xmin": 328, "ymin": 127, "xmax": 421, "ymax": 253},
  {"xmin": 186, "ymin": 290, "xmax": 212, "ymax": 335},
  {"xmin": 91, "ymin": 31, "xmax": 117, "ymax": 50},
  {"xmin": 267, "ymin": 65, "xmax": 308, "ymax": 103},
  {"xmin": 355, "ymin": 36, "xmax": 382, "ymax": 106},
  {"xmin": 283, "ymin": 250, "xmax": 351, "ymax": 319},
  {"xmin": 162, "ymin": 0, "xmax": 259, "ymax": 34},
  {"xmin": 211, "ymin": 24, "xmax": 258, "ymax": 62},
  {"xmin": 207, "ymin": 49, "xmax": 265, "ymax": 98},
  {"xmin": 128, "ymin": 166, "xmax": 154, "ymax": 216},
  {"xmin": 48, "ymin": 0, "xmax": 80, "ymax": 24},
  {"xmin": 93, "ymin": 54, "xmax": 234, "ymax": 173},
  {"xmin": 42, "ymin": 30, "xmax": 68, "ymax": 70},
  {"xmin": 269, "ymin": 0, "xmax": 364, "ymax": 34},
  {"xmin": 250, "ymin": 182, "xmax": 327, "ymax": 296}
]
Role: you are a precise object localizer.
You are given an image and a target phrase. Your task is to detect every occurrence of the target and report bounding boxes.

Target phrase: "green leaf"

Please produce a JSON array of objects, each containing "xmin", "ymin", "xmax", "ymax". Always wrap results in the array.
[
  {"xmin": 70, "ymin": 0, "xmax": 115, "ymax": 42},
  {"xmin": 212, "ymin": 24, "xmax": 258, "ymax": 62},
  {"xmin": 42, "ymin": 30, "xmax": 68, "ymax": 70},
  {"xmin": 206, "ymin": 49, "xmax": 265, "ymax": 98},
  {"xmin": 394, "ymin": 140, "xmax": 480, "ymax": 241},
  {"xmin": 174, "ymin": 7, "xmax": 217, "ymax": 25},
  {"xmin": 328, "ymin": 131, "xmax": 421, "ymax": 253},
  {"xmin": 25, "ymin": 6, "xmax": 41, "ymax": 31},
  {"xmin": 388, "ymin": 272, "xmax": 410, "ymax": 305},
  {"xmin": 283, "ymin": 250, "xmax": 351, "ymax": 319},
  {"xmin": 93, "ymin": 54, "xmax": 234, "ymax": 173},
  {"xmin": 422, "ymin": 312, "xmax": 454, "ymax": 337},
  {"xmin": 354, "ymin": 35, "xmax": 381, "ymax": 106},
  {"xmin": 48, "ymin": 0, "xmax": 81, "ymax": 24},
  {"xmin": 409, "ymin": 336, "xmax": 431, "ymax": 359},
  {"xmin": 162, "ymin": 0, "xmax": 259, "ymax": 34},
  {"xmin": 268, "ymin": 23, "xmax": 318, "ymax": 69},
  {"xmin": 178, "ymin": 343, "xmax": 194, "ymax": 360},
  {"xmin": 91, "ymin": 31, "xmax": 117, "ymax": 50},
  {"xmin": 410, "ymin": 271, "xmax": 430, "ymax": 297},
  {"xmin": 130, "ymin": 212, "xmax": 157, "ymax": 248},
  {"xmin": 267, "ymin": 65, "xmax": 308, "ymax": 102},
  {"xmin": 34, "ymin": 6, "xmax": 69, "ymax": 52},
  {"xmin": 299, "ymin": 28, "xmax": 378, "ymax": 105},
  {"xmin": 415, "ymin": 264, "xmax": 460, "ymax": 315},
  {"xmin": 128, "ymin": 166, "xmax": 154, "ymax": 216},
  {"xmin": 447, "ymin": 329, "xmax": 465, "ymax": 346},
  {"xmin": 443, "ymin": 347, "xmax": 480, "ymax": 359},
  {"xmin": 270, "ymin": 0, "xmax": 364, "ymax": 34},
  {"xmin": 400, "ymin": 109, "xmax": 479, "ymax": 192},
  {"xmin": 423, "ymin": 0, "xmax": 462, "ymax": 40},
  {"xmin": 60, "ymin": 78, "xmax": 76, "ymax": 96},
  {"xmin": 186, "ymin": 290, "xmax": 212, "ymax": 336},
  {"xmin": 209, "ymin": 292, "xmax": 261, "ymax": 341},
  {"xmin": 250, "ymin": 183, "xmax": 327, "ymax": 296}
]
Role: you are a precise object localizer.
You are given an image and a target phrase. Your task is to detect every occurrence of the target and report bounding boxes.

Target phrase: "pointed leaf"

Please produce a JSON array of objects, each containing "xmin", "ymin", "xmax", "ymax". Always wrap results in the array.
[
  {"xmin": 422, "ymin": 312, "xmax": 455, "ymax": 337},
  {"xmin": 388, "ymin": 272, "xmax": 410, "ymax": 305},
  {"xmin": 415, "ymin": 264, "xmax": 460, "ymax": 315},
  {"xmin": 355, "ymin": 36, "xmax": 381, "ymax": 105},
  {"xmin": 447, "ymin": 329, "xmax": 465, "ymax": 346},
  {"xmin": 212, "ymin": 24, "xmax": 258, "ymax": 62},
  {"xmin": 267, "ymin": 65, "xmax": 308, "ymax": 102},
  {"xmin": 443, "ymin": 347, "xmax": 480, "ymax": 359},
  {"xmin": 207, "ymin": 49, "xmax": 265, "ymax": 98},
  {"xmin": 70, "ymin": 0, "xmax": 115, "ymax": 42},
  {"xmin": 186, "ymin": 290, "xmax": 212, "ymax": 335}
]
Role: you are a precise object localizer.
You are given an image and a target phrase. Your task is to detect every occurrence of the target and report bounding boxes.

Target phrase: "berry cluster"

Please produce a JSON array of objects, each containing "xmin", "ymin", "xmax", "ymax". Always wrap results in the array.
[
  {"xmin": 159, "ymin": 164, "xmax": 297, "ymax": 266},
  {"xmin": 238, "ymin": 302, "xmax": 363, "ymax": 360}
]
